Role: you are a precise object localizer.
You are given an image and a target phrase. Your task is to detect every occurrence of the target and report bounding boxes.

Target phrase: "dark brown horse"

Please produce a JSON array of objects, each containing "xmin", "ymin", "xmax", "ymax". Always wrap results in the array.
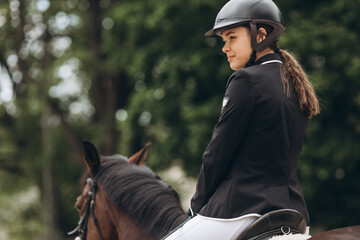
[
  {"xmin": 309, "ymin": 225, "xmax": 360, "ymax": 240},
  {"xmin": 69, "ymin": 141, "xmax": 360, "ymax": 240},
  {"xmin": 271, "ymin": 225, "xmax": 360, "ymax": 240},
  {"xmin": 69, "ymin": 141, "xmax": 187, "ymax": 240}
]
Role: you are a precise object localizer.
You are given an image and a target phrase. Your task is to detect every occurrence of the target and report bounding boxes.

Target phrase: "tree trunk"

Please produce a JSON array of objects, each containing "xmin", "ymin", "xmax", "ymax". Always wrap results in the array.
[
  {"xmin": 40, "ymin": 15, "xmax": 59, "ymax": 238},
  {"xmin": 42, "ymin": 103, "xmax": 58, "ymax": 240}
]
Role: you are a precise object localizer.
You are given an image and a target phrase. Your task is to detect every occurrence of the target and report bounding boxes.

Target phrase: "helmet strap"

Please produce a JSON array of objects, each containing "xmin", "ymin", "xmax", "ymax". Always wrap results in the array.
[{"xmin": 249, "ymin": 20, "xmax": 285, "ymax": 51}]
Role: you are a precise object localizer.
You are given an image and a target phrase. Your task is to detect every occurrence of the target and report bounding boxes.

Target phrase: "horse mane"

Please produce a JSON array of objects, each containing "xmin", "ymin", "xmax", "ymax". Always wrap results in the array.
[{"xmin": 94, "ymin": 155, "xmax": 187, "ymax": 239}]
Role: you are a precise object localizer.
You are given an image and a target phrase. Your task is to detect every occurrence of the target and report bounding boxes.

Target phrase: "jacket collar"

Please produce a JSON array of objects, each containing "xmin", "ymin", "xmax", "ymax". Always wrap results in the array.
[{"xmin": 253, "ymin": 53, "xmax": 281, "ymax": 66}]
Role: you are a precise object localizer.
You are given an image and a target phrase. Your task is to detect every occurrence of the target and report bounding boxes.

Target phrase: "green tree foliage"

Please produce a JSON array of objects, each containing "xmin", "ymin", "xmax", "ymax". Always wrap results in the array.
[
  {"xmin": 0, "ymin": 0, "xmax": 359, "ymax": 238},
  {"xmin": 111, "ymin": 0, "xmax": 231, "ymax": 175}
]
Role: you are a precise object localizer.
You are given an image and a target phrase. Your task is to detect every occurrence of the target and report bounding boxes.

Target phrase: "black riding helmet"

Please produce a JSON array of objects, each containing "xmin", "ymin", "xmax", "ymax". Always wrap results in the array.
[{"xmin": 205, "ymin": 0, "xmax": 285, "ymax": 52}]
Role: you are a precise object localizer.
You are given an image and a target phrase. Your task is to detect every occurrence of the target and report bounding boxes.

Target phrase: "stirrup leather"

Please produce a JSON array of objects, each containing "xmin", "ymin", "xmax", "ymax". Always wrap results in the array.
[{"xmin": 237, "ymin": 209, "xmax": 307, "ymax": 240}]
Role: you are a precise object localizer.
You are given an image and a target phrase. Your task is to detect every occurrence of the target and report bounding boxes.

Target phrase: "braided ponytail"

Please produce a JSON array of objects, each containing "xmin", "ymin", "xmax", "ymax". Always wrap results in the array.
[
  {"xmin": 277, "ymin": 49, "xmax": 320, "ymax": 118},
  {"xmin": 247, "ymin": 24, "xmax": 319, "ymax": 118}
]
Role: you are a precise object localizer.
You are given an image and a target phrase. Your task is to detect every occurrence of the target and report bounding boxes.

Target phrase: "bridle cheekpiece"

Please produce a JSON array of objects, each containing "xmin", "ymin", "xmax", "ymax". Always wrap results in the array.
[{"xmin": 68, "ymin": 178, "xmax": 105, "ymax": 240}]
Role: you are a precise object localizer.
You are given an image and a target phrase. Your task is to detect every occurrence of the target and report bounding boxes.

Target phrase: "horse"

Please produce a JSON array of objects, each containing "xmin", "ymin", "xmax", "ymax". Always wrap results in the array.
[
  {"xmin": 68, "ymin": 140, "xmax": 188, "ymax": 240},
  {"xmin": 309, "ymin": 225, "xmax": 360, "ymax": 240},
  {"xmin": 69, "ymin": 141, "xmax": 360, "ymax": 240},
  {"xmin": 269, "ymin": 225, "xmax": 360, "ymax": 240}
]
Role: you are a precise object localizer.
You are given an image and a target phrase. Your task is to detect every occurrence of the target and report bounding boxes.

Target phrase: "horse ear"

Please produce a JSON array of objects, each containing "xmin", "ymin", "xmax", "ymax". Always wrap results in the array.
[
  {"xmin": 128, "ymin": 143, "xmax": 152, "ymax": 166},
  {"xmin": 83, "ymin": 140, "xmax": 101, "ymax": 177}
]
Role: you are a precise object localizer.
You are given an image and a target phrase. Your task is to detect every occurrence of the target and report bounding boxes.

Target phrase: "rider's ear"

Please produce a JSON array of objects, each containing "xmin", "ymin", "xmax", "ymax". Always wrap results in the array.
[
  {"xmin": 257, "ymin": 27, "xmax": 267, "ymax": 43},
  {"xmin": 128, "ymin": 143, "xmax": 152, "ymax": 166},
  {"xmin": 83, "ymin": 140, "xmax": 101, "ymax": 177}
]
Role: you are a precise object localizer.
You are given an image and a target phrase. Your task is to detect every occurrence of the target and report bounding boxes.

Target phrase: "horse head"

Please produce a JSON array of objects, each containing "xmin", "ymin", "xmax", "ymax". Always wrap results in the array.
[
  {"xmin": 69, "ymin": 140, "xmax": 153, "ymax": 240},
  {"xmin": 69, "ymin": 141, "xmax": 186, "ymax": 240}
]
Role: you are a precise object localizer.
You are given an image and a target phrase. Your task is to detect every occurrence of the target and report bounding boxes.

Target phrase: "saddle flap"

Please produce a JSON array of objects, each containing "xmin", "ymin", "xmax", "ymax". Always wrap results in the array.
[{"xmin": 237, "ymin": 209, "xmax": 307, "ymax": 240}]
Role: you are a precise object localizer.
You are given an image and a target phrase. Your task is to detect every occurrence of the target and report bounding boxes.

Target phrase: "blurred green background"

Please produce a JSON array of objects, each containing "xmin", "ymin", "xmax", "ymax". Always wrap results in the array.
[{"xmin": 0, "ymin": 0, "xmax": 359, "ymax": 239}]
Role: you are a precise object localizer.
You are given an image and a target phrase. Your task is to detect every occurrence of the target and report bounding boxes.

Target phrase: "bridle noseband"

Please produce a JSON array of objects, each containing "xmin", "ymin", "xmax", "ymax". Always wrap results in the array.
[{"xmin": 68, "ymin": 178, "xmax": 106, "ymax": 240}]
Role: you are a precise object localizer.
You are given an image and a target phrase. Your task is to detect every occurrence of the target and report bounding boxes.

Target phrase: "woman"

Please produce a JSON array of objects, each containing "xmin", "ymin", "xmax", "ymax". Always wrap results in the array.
[{"xmin": 164, "ymin": 0, "xmax": 320, "ymax": 239}]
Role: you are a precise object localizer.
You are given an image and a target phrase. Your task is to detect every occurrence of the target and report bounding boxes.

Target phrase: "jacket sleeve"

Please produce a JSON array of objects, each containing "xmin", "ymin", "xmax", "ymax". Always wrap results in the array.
[{"xmin": 190, "ymin": 71, "xmax": 256, "ymax": 214}]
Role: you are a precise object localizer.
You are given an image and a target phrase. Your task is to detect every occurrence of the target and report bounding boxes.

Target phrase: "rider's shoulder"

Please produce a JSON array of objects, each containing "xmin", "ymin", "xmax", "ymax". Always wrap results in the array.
[{"xmin": 226, "ymin": 69, "xmax": 253, "ymax": 88}]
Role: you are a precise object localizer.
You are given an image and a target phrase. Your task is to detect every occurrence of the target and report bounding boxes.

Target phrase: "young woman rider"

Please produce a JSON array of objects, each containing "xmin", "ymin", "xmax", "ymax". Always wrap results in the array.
[{"xmin": 164, "ymin": 0, "xmax": 320, "ymax": 239}]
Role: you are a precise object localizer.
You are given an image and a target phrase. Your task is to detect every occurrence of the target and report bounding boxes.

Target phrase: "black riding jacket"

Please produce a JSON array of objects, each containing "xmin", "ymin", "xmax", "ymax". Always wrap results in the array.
[{"xmin": 190, "ymin": 53, "xmax": 310, "ymax": 224}]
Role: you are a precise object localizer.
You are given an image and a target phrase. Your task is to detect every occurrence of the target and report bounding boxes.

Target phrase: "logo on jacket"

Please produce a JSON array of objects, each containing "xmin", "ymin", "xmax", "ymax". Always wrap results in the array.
[{"xmin": 222, "ymin": 96, "xmax": 229, "ymax": 110}]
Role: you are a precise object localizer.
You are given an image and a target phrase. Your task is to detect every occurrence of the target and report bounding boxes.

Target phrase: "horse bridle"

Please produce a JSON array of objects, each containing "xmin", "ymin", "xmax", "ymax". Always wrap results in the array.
[{"xmin": 68, "ymin": 178, "xmax": 106, "ymax": 240}]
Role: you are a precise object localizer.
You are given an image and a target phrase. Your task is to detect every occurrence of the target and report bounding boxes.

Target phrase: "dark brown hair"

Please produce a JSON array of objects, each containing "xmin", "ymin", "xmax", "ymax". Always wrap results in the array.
[
  {"xmin": 275, "ymin": 47, "xmax": 320, "ymax": 118},
  {"xmin": 261, "ymin": 24, "xmax": 320, "ymax": 119}
]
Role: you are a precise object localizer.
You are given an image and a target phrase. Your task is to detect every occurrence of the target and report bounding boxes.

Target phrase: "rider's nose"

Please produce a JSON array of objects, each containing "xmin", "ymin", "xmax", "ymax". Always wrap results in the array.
[{"xmin": 222, "ymin": 42, "xmax": 230, "ymax": 53}]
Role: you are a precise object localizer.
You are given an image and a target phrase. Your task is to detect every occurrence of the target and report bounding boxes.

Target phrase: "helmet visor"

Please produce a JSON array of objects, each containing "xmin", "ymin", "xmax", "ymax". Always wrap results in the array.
[{"xmin": 205, "ymin": 18, "xmax": 250, "ymax": 37}]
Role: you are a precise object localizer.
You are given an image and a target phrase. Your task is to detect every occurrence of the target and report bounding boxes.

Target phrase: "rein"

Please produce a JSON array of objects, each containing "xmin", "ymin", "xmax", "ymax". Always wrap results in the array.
[{"xmin": 68, "ymin": 178, "xmax": 106, "ymax": 240}]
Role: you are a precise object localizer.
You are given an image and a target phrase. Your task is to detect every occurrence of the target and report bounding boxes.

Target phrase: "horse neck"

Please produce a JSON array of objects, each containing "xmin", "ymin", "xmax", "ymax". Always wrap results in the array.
[
  {"xmin": 99, "ymin": 188, "xmax": 150, "ymax": 240},
  {"xmin": 150, "ymin": 205, "xmax": 188, "ymax": 239},
  {"xmin": 101, "ymin": 185, "xmax": 187, "ymax": 240},
  {"xmin": 114, "ymin": 209, "xmax": 152, "ymax": 240}
]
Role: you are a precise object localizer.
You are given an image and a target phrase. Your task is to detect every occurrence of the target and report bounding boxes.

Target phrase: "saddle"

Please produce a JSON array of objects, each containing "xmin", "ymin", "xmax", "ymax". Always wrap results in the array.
[{"xmin": 237, "ymin": 209, "xmax": 307, "ymax": 240}]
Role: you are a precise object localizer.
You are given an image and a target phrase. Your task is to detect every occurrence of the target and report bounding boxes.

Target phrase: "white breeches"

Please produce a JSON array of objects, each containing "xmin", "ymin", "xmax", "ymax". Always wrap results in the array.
[{"xmin": 163, "ymin": 213, "xmax": 261, "ymax": 240}]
